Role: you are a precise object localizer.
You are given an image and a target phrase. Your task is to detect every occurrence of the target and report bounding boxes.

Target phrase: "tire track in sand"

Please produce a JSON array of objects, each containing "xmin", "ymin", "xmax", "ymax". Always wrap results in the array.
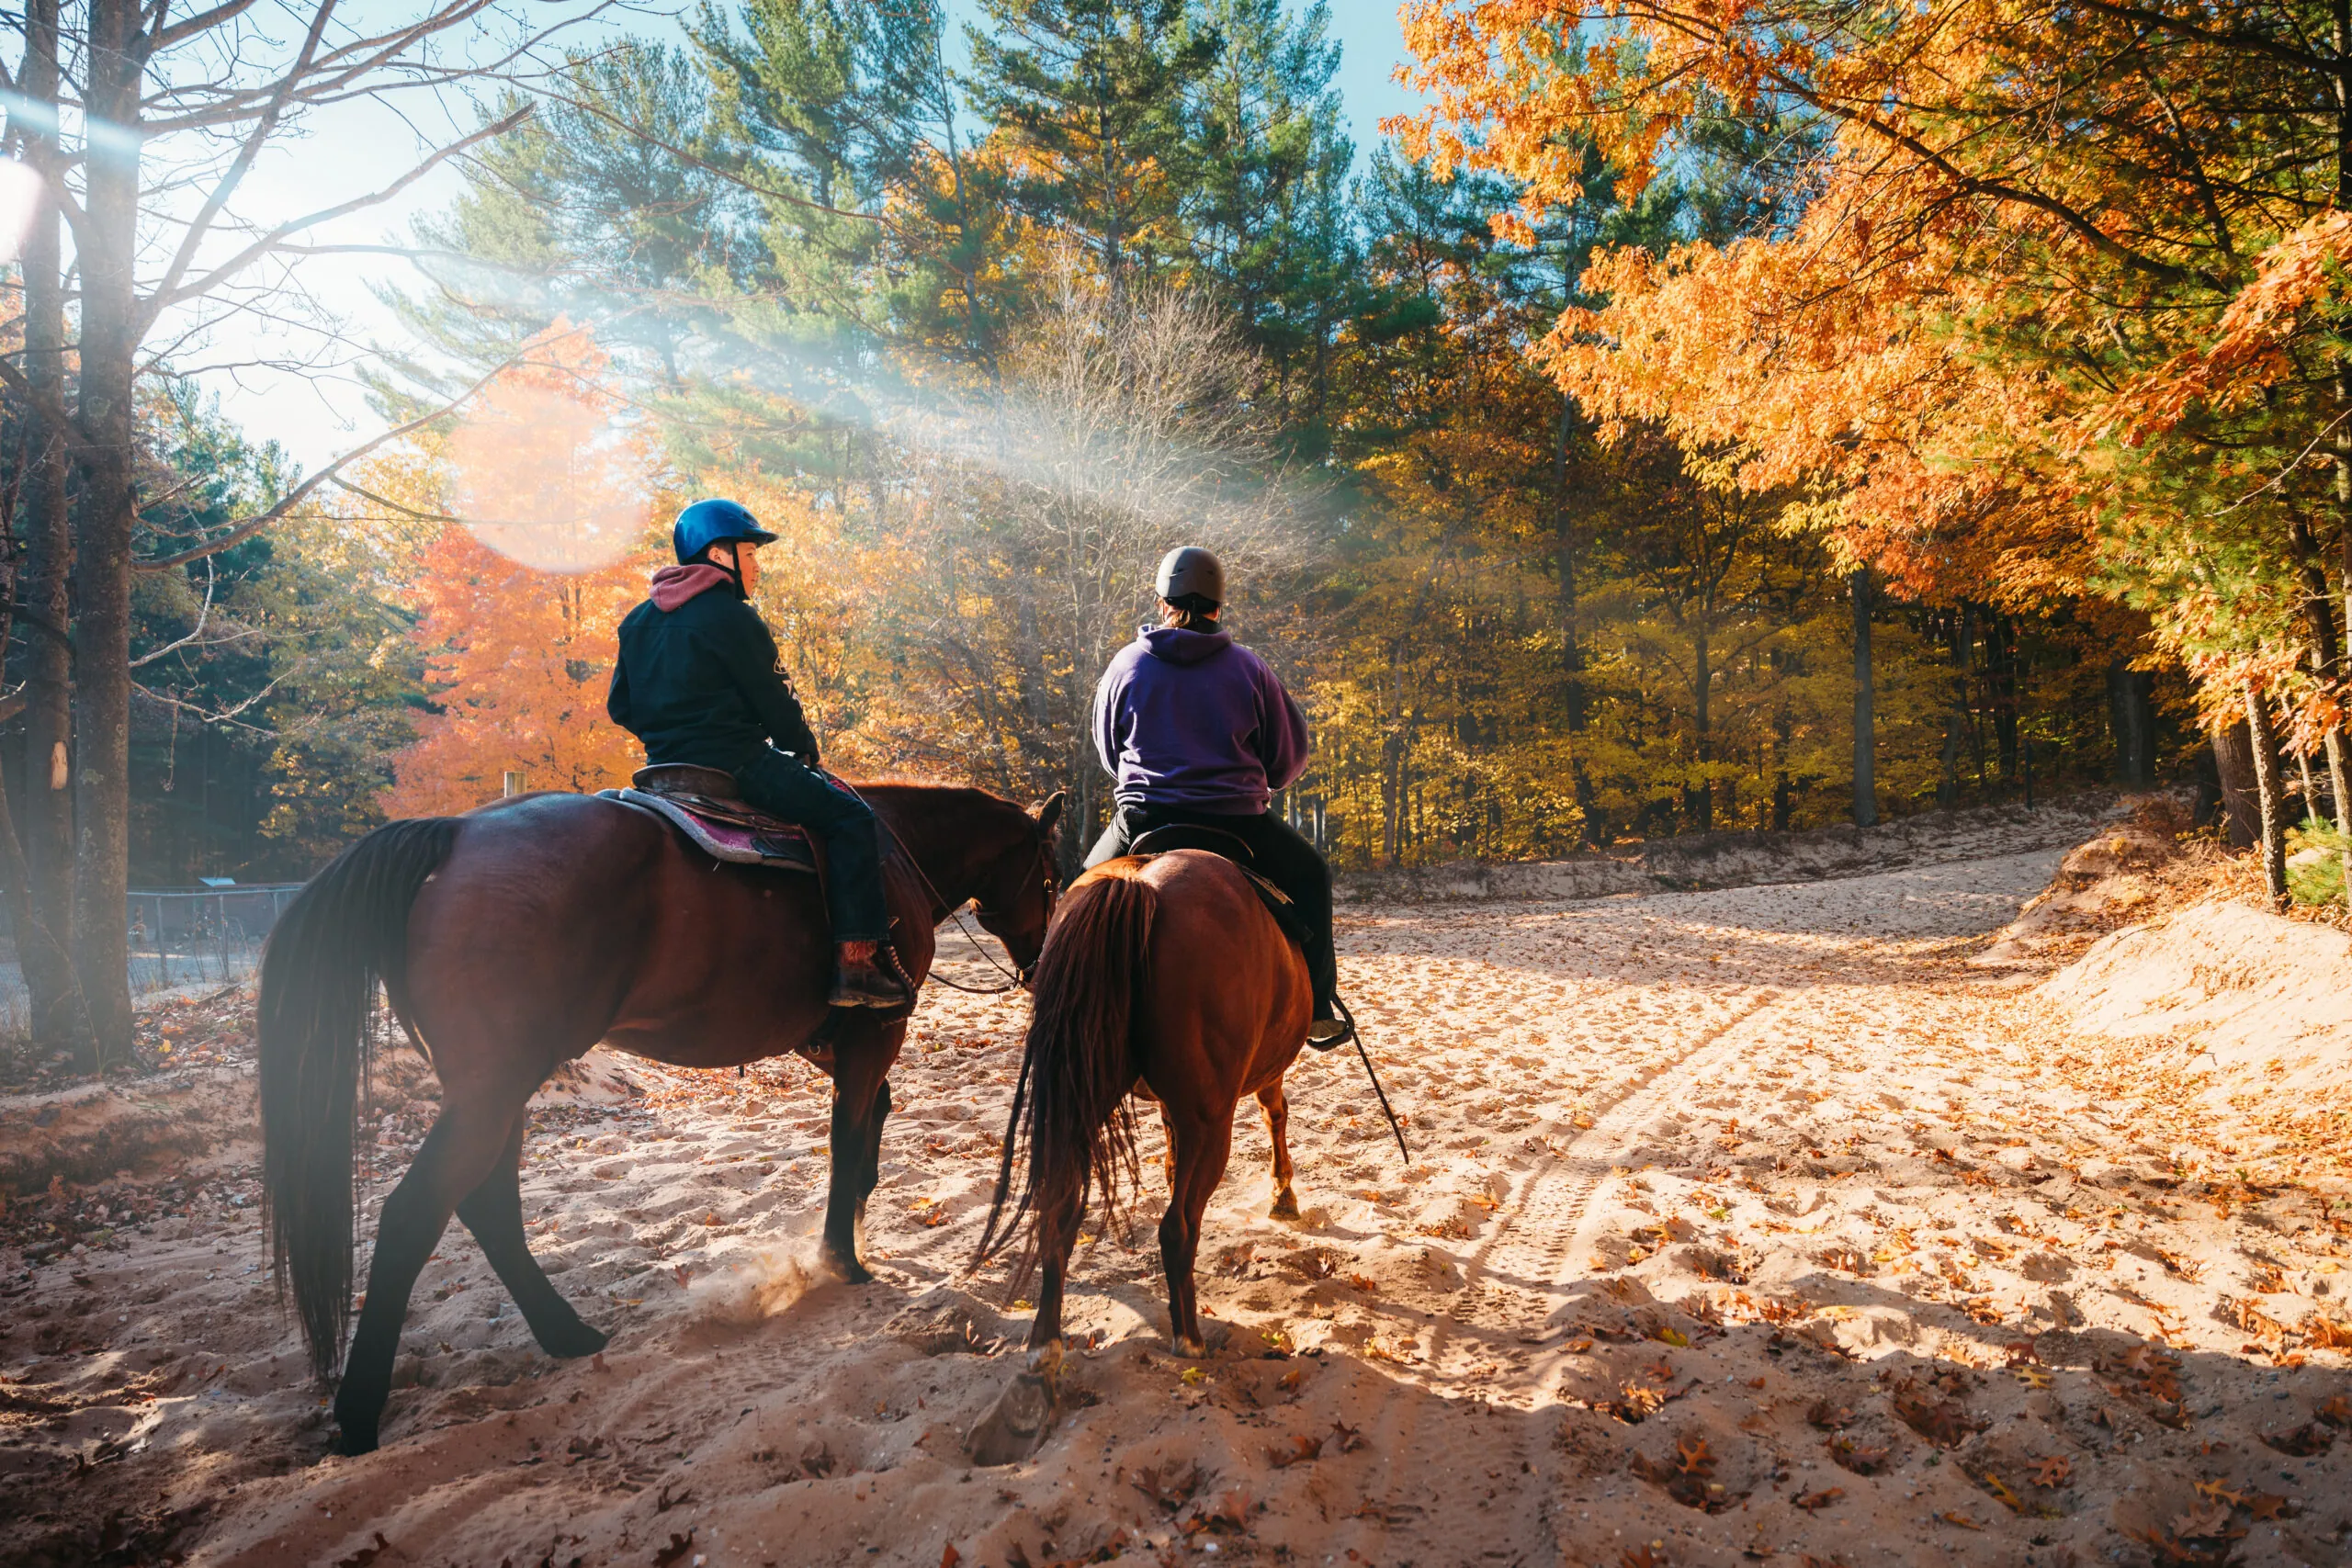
[{"xmin": 1344, "ymin": 988, "xmax": 1786, "ymax": 1563}]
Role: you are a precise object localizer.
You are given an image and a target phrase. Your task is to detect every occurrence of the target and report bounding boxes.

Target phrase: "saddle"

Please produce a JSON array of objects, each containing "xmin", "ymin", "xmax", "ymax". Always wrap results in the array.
[
  {"xmin": 600, "ymin": 764, "xmax": 816, "ymax": 874},
  {"xmin": 1125, "ymin": 824, "xmax": 1313, "ymax": 957}
]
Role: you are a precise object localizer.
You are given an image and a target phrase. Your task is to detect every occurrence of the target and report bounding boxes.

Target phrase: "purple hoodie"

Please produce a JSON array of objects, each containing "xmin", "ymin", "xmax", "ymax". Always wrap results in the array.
[{"xmin": 1092, "ymin": 625, "xmax": 1310, "ymax": 814}]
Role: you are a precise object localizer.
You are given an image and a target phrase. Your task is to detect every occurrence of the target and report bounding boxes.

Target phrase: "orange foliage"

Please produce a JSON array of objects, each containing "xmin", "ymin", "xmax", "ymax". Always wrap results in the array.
[
  {"xmin": 382, "ymin": 334, "xmax": 662, "ymax": 816},
  {"xmin": 1393, "ymin": 0, "xmax": 2351, "ymax": 721}
]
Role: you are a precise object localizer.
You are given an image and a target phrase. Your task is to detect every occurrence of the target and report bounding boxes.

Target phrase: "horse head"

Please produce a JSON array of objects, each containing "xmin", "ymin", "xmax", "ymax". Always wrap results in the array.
[{"xmin": 970, "ymin": 789, "xmax": 1065, "ymax": 984}]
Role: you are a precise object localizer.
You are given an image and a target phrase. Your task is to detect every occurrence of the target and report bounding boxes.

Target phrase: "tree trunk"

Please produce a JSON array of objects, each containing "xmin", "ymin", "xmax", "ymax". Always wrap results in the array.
[
  {"xmin": 16, "ymin": 0, "xmax": 96, "ymax": 1066},
  {"xmin": 1850, "ymin": 569, "xmax": 1877, "ymax": 827},
  {"xmin": 2210, "ymin": 717, "xmax": 2263, "ymax": 849},
  {"xmin": 2107, "ymin": 660, "xmax": 2156, "ymax": 787},
  {"xmin": 1555, "ymin": 393, "xmax": 1587, "ymax": 734},
  {"xmin": 2245, "ymin": 683, "xmax": 2290, "ymax": 909},
  {"xmin": 1690, "ymin": 625, "xmax": 1713, "ymax": 831},
  {"xmin": 1989, "ymin": 614, "xmax": 2019, "ymax": 784},
  {"xmin": 69, "ymin": 0, "xmax": 144, "ymax": 1060}
]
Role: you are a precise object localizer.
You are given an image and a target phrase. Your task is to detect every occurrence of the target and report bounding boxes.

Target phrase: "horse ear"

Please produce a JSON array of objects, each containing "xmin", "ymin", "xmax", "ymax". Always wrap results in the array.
[{"xmin": 1035, "ymin": 790, "xmax": 1067, "ymax": 839}]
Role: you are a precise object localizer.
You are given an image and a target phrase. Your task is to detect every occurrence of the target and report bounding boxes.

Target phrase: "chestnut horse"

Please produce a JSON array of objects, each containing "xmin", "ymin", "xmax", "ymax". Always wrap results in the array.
[
  {"xmin": 258, "ymin": 783, "xmax": 1062, "ymax": 1453},
  {"xmin": 976, "ymin": 848, "xmax": 1310, "ymax": 1375}
]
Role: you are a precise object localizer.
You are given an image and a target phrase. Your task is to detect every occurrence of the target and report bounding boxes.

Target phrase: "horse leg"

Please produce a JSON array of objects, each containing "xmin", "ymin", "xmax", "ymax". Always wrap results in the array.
[
  {"xmin": 822, "ymin": 1018, "xmax": 899, "ymax": 1282},
  {"xmin": 1027, "ymin": 1174, "xmax": 1082, "ymax": 1353},
  {"xmin": 1259, "ymin": 1081, "xmax": 1300, "ymax": 1220},
  {"xmin": 1158, "ymin": 1111, "xmax": 1233, "ymax": 1359},
  {"xmin": 335, "ymin": 1099, "xmax": 520, "ymax": 1453},
  {"xmin": 855, "ymin": 1077, "xmax": 894, "ymax": 1255},
  {"xmin": 455, "ymin": 1117, "xmax": 606, "ymax": 1359},
  {"xmin": 969, "ymin": 1111, "xmax": 1079, "ymax": 1468}
]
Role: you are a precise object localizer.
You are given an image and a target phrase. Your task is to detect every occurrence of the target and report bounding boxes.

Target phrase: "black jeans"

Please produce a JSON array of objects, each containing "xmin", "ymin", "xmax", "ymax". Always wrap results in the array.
[
  {"xmin": 1087, "ymin": 804, "xmax": 1336, "ymax": 1010},
  {"xmin": 735, "ymin": 748, "xmax": 888, "ymax": 943}
]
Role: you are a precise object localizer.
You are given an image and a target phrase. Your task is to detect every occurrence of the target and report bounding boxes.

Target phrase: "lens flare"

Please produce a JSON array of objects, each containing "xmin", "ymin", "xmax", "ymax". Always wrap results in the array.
[
  {"xmin": 447, "ymin": 377, "xmax": 648, "ymax": 573},
  {"xmin": 0, "ymin": 161, "xmax": 45, "ymax": 264}
]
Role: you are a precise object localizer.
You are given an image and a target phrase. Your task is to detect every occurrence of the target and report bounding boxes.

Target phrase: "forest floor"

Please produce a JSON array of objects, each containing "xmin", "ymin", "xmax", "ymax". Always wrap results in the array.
[{"xmin": 3, "ymin": 802, "xmax": 2350, "ymax": 1568}]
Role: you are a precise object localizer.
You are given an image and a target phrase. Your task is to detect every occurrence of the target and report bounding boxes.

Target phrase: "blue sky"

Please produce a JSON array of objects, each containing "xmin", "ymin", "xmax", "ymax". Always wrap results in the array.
[{"xmin": 206, "ymin": 3, "xmax": 1427, "ymax": 468}]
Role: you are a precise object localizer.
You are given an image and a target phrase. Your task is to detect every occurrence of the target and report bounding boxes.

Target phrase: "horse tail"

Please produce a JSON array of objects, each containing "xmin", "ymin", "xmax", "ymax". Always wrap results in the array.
[
  {"xmin": 975, "ymin": 869, "xmax": 1155, "ymax": 1289},
  {"xmin": 259, "ymin": 817, "xmax": 462, "ymax": 1381}
]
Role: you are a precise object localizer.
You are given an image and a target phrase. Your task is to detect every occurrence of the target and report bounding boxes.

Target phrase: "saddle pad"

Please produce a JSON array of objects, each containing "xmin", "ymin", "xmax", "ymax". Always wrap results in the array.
[{"xmin": 602, "ymin": 789, "xmax": 817, "ymax": 873}]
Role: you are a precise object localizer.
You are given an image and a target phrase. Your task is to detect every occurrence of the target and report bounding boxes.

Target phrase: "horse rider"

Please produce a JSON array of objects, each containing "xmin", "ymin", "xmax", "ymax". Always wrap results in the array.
[
  {"xmin": 1087, "ymin": 547, "xmax": 1350, "ymax": 1045},
  {"xmin": 607, "ymin": 499, "xmax": 909, "ymax": 1009}
]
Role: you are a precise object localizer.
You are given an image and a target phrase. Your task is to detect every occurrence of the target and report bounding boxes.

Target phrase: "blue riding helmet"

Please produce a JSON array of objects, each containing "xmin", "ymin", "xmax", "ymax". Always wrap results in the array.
[{"xmin": 672, "ymin": 498, "xmax": 777, "ymax": 564}]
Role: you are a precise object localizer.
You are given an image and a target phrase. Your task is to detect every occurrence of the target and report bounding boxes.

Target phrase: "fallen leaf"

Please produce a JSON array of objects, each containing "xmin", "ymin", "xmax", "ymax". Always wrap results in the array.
[
  {"xmin": 1978, "ymin": 1472, "xmax": 2026, "ymax": 1513},
  {"xmin": 2028, "ymin": 1454, "xmax": 2071, "ymax": 1488},
  {"xmin": 1827, "ymin": 1437, "xmax": 1891, "ymax": 1475},
  {"xmin": 941, "ymin": 1549, "xmax": 961, "ymax": 1568},
  {"xmin": 1895, "ymin": 1394, "xmax": 1979, "ymax": 1448},
  {"xmin": 1330, "ymin": 1419, "xmax": 1365, "ymax": 1454},
  {"xmin": 1792, "ymin": 1487, "xmax": 1842, "ymax": 1512},
  {"xmin": 2170, "ymin": 1500, "xmax": 2233, "ymax": 1539},
  {"xmin": 1267, "ymin": 1433, "xmax": 1324, "ymax": 1469},
  {"xmin": 1939, "ymin": 1511, "xmax": 1981, "ymax": 1531},
  {"xmin": 2262, "ymin": 1422, "xmax": 2335, "ymax": 1458},
  {"xmin": 1131, "ymin": 1460, "xmax": 1202, "ymax": 1511}
]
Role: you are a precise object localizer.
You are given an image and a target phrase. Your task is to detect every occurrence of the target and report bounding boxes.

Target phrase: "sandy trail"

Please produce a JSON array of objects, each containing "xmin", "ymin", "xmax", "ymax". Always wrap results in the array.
[{"xmin": 3, "ymin": 829, "xmax": 2348, "ymax": 1568}]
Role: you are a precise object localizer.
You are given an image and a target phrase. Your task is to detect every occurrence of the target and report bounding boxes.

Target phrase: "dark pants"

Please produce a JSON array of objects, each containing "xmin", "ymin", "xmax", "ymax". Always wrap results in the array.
[
  {"xmin": 735, "ymin": 748, "xmax": 888, "ymax": 944},
  {"xmin": 1087, "ymin": 804, "xmax": 1337, "ymax": 1010}
]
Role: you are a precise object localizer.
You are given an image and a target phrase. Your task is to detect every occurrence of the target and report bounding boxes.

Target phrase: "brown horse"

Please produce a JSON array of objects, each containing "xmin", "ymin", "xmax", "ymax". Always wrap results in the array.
[
  {"xmin": 975, "ymin": 848, "xmax": 1310, "ymax": 1386},
  {"xmin": 258, "ymin": 782, "xmax": 1062, "ymax": 1454}
]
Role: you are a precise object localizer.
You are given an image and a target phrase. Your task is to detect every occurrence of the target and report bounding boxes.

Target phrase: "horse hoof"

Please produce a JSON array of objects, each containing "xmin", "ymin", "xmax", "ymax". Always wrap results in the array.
[
  {"xmin": 540, "ymin": 1320, "xmax": 608, "ymax": 1359},
  {"xmin": 966, "ymin": 1366, "xmax": 1058, "ymax": 1467},
  {"xmin": 1268, "ymin": 1190, "xmax": 1302, "ymax": 1221},
  {"xmin": 333, "ymin": 1421, "xmax": 380, "ymax": 1457},
  {"xmin": 1170, "ymin": 1335, "xmax": 1207, "ymax": 1359}
]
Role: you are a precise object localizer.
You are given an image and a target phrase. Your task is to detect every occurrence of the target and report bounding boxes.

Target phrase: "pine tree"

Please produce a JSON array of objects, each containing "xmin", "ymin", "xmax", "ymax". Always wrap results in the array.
[
  {"xmin": 1182, "ymin": 0, "xmax": 1354, "ymax": 434},
  {"xmin": 965, "ymin": 0, "xmax": 1218, "ymax": 286}
]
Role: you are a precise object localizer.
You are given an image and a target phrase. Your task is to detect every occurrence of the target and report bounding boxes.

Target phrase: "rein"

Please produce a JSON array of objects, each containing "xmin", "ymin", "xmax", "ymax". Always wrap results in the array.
[
  {"xmin": 925, "ymin": 904, "xmax": 1032, "ymax": 995},
  {"xmin": 831, "ymin": 771, "xmax": 1041, "ymax": 997}
]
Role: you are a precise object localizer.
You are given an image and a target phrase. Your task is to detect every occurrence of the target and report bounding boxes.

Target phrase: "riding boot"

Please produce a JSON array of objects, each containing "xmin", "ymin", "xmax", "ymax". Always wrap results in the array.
[{"xmin": 831, "ymin": 941, "xmax": 909, "ymax": 1009}]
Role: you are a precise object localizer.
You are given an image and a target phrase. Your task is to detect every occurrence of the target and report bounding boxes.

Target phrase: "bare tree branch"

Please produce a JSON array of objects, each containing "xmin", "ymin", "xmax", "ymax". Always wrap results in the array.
[
  {"xmin": 141, "ymin": 102, "xmax": 533, "ymax": 328},
  {"xmin": 147, "ymin": 0, "xmax": 341, "ymax": 313},
  {"xmin": 133, "ymin": 319, "xmax": 601, "ymax": 571}
]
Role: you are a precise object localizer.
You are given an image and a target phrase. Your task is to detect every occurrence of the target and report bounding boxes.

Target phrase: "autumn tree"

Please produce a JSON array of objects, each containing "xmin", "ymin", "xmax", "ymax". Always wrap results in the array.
[
  {"xmin": 384, "ymin": 339, "xmax": 659, "ymax": 817},
  {"xmin": 1395, "ymin": 0, "xmax": 2352, "ymax": 891}
]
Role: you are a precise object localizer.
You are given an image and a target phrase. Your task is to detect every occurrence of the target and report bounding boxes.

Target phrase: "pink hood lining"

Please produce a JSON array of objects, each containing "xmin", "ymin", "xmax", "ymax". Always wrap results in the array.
[{"xmin": 650, "ymin": 562, "xmax": 737, "ymax": 612}]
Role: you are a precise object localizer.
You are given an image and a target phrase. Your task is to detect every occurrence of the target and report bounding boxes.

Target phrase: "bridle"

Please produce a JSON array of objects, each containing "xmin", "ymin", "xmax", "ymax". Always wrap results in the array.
[{"xmin": 892, "ymin": 817, "xmax": 1060, "ymax": 996}]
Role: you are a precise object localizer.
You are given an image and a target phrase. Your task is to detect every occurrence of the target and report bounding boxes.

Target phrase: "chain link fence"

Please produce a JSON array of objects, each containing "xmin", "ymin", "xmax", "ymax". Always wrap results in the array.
[{"xmin": 0, "ymin": 884, "xmax": 304, "ymax": 1032}]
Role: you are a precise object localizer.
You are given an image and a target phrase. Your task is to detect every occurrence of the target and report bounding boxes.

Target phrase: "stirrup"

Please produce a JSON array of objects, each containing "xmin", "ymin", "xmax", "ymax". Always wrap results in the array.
[
  {"xmin": 830, "ymin": 963, "xmax": 910, "ymax": 1010},
  {"xmin": 1306, "ymin": 997, "xmax": 1355, "ymax": 1052}
]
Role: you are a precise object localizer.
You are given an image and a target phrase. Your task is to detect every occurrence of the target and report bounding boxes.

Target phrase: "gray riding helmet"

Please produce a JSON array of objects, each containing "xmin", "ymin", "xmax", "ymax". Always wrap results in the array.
[{"xmin": 1156, "ymin": 546, "xmax": 1225, "ymax": 605}]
